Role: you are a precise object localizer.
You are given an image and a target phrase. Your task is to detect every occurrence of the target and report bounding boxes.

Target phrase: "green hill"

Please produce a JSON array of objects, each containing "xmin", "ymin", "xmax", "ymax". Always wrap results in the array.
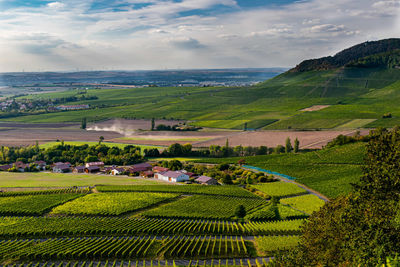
[{"xmin": 6, "ymin": 38, "xmax": 400, "ymax": 130}]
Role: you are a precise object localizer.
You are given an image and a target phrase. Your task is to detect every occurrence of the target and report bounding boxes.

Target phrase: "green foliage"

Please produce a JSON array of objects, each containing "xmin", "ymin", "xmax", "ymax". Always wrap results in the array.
[
  {"xmin": 0, "ymin": 194, "xmax": 84, "ymax": 216},
  {"xmin": 254, "ymin": 235, "xmax": 300, "ymax": 256},
  {"xmin": 235, "ymin": 205, "xmax": 246, "ymax": 218},
  {"xmin": 277, "ymin": 127, "xmax": 400, "ymax": 266},
  {"xmin": 280, "ymin": 194, "xmax": 325, "ymax": 215},
  {"xmin": 142, "ymin": 195, "xmax": 264, "ymax": 220},
  {"xmin": 96, "ymin": 184, "xmax": 258, "ymax": 198},
  {"xmin": 251, "ymin": 182, "xmax": 307, "ymax": 198},
  {"xmin": 51, "ymin": 192, "xmax": 180, "ymax": 216}
]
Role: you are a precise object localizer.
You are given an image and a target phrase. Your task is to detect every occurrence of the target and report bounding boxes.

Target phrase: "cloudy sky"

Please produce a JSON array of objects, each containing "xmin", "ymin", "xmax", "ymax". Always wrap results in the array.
[{"xmin": 0, "ymin": 0, "xmax": 399, "ymax": 72}]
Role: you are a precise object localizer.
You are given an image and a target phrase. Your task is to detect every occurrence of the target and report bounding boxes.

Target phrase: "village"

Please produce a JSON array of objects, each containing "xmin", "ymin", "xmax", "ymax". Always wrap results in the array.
[{"xmin": 0, "ymin": 160, "xmax": 221, "ymax": 185}]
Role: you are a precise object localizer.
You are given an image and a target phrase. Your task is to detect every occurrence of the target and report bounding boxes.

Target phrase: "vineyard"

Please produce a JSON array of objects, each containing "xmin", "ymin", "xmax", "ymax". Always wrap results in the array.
[
  {"xmin": 96, "ymin": 185, "xmax": 257, "ymax": 198},
  {"xmin": 141, "ymin": 195, "xmax": 265, "ymax": 220},
  {"xmin": 280, "ymin": 194, "xmax": 325, "ymax": 215},
  {"xmin": 51, "ymin": 192, "xmax": 180, "ymax": 216},
  {"xmin": 0, "ymin": 181, "xmax": 320, "ymax": 265},
  {"xmin": 250, "ymin": 182, "xmax": 307, "ymax": 198}
]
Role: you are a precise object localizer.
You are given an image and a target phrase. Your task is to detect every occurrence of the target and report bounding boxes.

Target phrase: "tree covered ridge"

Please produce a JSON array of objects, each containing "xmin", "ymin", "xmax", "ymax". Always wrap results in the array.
[
  {"xmin": 273, "ymin": 127, "xmax": 400, "ymax": 266},
  {"xmin": 291, "ymin": 38, "xmax": 400, "ymax": 72}
]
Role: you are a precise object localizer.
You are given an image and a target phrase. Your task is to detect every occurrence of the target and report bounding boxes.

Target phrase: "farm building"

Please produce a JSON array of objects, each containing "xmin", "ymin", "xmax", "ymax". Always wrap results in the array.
[
  {"xmin": 141, "ymin": 170, "xmax": 154, "ymax": 178},
  {"xmin": 73, "ymin": 166, "xmax": 85, "ymax": 173},
  {"xmin": 54, "ymin": 162, "xmax": 71, "ymax": 167},
  {"xmin": 85, "ymin": 166, "xmax": 100, "ymax": 173},
  {"xmin": 85, "ymin": 162, "xmax": 104, "ymax": 169},
  {"xmin": 195, "ymin": 176, "xmax": 219, "ymax": 185},
  {"xmin": 130, "ymin": 162, "xmax": 152, "ymax": 173},
  {"xmin": 155, "ymin": 171, "xmax": 190, "ymax": 183},
  {"xmin": 111, "ymin": 167, "xmax": 125, "ymax": 175},
  {"xmin": 153, "ymin": 166, "xmax": 169, "ymax": 173},
  {"xmin": 53, "ymin": 164, "xmax": 71, "ymax": 173},
  {"xmin": 15, "ymin": 161, "xmax": 29, "ymax": 172}
]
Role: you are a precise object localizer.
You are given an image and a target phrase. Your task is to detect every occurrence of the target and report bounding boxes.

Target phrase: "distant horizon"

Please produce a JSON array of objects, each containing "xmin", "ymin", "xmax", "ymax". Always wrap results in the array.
[{"xmin": 0, "ymin": 0, "xmax": 398, "ymax": 72}]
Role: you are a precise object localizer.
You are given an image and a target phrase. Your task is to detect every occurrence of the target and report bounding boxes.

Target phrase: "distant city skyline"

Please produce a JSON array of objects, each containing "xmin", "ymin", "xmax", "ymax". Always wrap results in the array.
[{"xmin": 0, "ymin": 0, "xmax": 399, "ymax": 72}]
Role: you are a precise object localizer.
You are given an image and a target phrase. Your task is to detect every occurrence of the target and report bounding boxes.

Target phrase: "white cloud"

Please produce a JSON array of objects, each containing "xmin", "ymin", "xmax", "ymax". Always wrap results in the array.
[
  {"xmin": 47, "ymin": 2, "xmax": 66, "ymax": 9},
  {"xmin": 0, "ymin": 0, "xmax": 398, "ymax": 71}
]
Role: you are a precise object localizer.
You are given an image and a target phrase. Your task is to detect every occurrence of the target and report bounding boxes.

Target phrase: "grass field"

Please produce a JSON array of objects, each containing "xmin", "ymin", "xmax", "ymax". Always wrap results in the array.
[
  {"xmin": 0, "ymin": 172, "xmax": 162, "ymax": 187},
  {"xmin": 51, "ymin": 192, "xmax": 180, "ymax": 216},
  {"xmin": 198, "ymin": 142, "xmax": 366, "ymax": 198},
  {"xmin": 7, "ymin": 67, "xmax": 400, "ymax": 130}
]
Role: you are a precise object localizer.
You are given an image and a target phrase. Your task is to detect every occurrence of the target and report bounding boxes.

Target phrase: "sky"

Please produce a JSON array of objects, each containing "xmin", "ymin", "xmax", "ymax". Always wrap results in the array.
[{"xmin": 0, "ymin": 0, "xmax": 399, "ymax": 72}]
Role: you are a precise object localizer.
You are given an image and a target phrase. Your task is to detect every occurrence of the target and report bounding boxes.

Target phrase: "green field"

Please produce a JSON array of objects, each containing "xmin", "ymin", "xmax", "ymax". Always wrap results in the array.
[
  {"xmin": 51, "ymin": 192, "xmax": 180, "ymax": 216},
  {"xmin": 199, "ymin": 142, "xmax": 366, "ymax": 198},
  {"xmin": 141, "ymin": 195, "xmax": 265, "ymax": 220},
  {"xmin": 5, "ymin": 67, "xmax": 400, "ymax": 130},
  {"xmin": 0, "ymin": 194, "xmax": 84, "ymax": 215},
  {"xmin": 251, "ymin": 182, "xmax": 308, "ymax": 198},
  {"xmin": 0, "ymin": 172, "xmax": 162, "ymax": 187},
  {"xmin": 280, "ymin": 194, "xmax": 326, "ymax": 215}
]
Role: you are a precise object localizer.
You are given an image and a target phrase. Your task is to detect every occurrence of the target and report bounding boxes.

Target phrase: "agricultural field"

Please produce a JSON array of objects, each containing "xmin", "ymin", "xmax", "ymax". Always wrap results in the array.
[
  {"xmin": 199, "ymin": 142, "xmax": 366, "ymax": 198},
  {"xmin": 251, "ymin": 182, "xmax": 307, "ymax": 198},
  {"xmin": 0, "ymin": 178, "xmax": 318, "ymax": 264},
  {"xmin": 141, "ymin": 195, "xmax": 266, "ymax": 220},
  {"xmin": 96, "ymin": 185, "xmax": 258, "ymax": 198},
  {"xmin": 0, "ymin": 172, "xmax": 161, "ymax": 188},
  {"xmin": 40, "ymin": 141, "xmax": 164, "ymax": 152},
  {"xmin": 280, "ymin": 194, "xmax": 326, "ymax": 215},
  {"xmin": 254, "ymin": 235, "xmax": 300, "ymax": 256},
  {"xmin": 51, "ymin": 192, "xmax": 180, "ymax": 216},
  {"xmin": 0, "ymin": 194, "xmax": 84, "ymax": 216}
]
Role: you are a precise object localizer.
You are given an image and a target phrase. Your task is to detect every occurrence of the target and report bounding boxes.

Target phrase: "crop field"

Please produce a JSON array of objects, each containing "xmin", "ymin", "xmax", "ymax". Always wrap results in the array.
[
  {"xmin": 251, "ymin": 182, "xmax": 307, "ymax": 198},
  {"xmin": 97, "ymin": 185, "xmax": 258, "ymax": 198},
  {"xmin": 199, "ymin": 142, "xmax": 366, "ymax": 198},
  {"xmin": 280, "ymin": 194, "xmax": 326, "ymax": 215},
  {"xmin": 141, "ymin": 195, "xmax": 266, "ymax": 220},
  {"xmin": 5, "ymin": 67, "xmax": 400, "ymax": 131},
  {"xmin": 51, "ymin": 192, "xmax": 180, "ymax": 216},
  {"xmin": 254, "ymin": 235, "xmax": 300, "ymax": 256},
  {"xmin": 0, "ymin": 194, "xmax": 84, "ymax": 216},
  {"xmin": 0, "ymin": 182, "xmax": 315, "ymax": 264}
]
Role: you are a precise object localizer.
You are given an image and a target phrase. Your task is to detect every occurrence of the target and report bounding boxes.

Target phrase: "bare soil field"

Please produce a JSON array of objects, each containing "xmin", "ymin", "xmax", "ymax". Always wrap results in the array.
[
  {"xmin": 0, "ymin": 127, "xmax": 122, "ymax": 146},
  {"xmin": 194, "ymin": 130, "xmax": 370, "ymax": 149},
  {"xmin": 301, "ymin": 105, "xmax": 331, "ymax": 112},
  {"xmin": 87, "ymin": 119, "xmax": 185, "ymax": 134},
  {"xmin": 0, "ymin": 119, "xmax": 370, "ymax": 149}
]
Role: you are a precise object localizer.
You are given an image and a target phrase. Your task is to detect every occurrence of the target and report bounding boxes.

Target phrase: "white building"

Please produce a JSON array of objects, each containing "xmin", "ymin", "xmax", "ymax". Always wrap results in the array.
[{"xmin": 155, "ymin": 171, "xmax": 190, "ymax": 183}]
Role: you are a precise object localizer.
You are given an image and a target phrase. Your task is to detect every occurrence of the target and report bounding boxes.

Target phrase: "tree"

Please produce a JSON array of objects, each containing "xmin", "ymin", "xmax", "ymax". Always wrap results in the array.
[
  {"xmin": 81, "ymin": 117, "xmax": 87, "ymax": 130},
  {"xmin": 221, "ymin": 173, "xmax": 233, "ymax": 185},
  {"xmin": 244, "ymin": 122, "xmax": 248, "ymax": 131},
  {"xmin": 151, "ymin": 118, "xmax": 155, "ymax": 131},
  {"xmin": 168, "ymin": 160, "xmax": 183, "ymax": 171},
  {"xmin": 168, "ymin": 143, "xmax": 184, "ymax": 156},
  {"xmin": 238, "ymin": 159, "xmax": 246, "ymax": 166},
  {"xmin": 294, "ymin": 138, "xmax": 300, "ymax": 153},
  {"xmin": 285, "ymin": 137, "xmax": 293, "ymax": 153},
  {"xmin": 277, "ymin": 127, "xmax": 400, "ymax": 266},
  {"xmin": 235, "ymin": 205, "xmax": 246, "ymax": 218},
  {"xmin": 99, "ymin": 136, "xmax": 104, "ymax": 145}
]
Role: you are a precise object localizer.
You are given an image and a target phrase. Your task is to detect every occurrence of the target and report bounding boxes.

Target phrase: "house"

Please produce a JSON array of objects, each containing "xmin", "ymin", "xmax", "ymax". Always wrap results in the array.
[
  {"xmin": 85, "ymin": 162, "xmax": 104, "ymax": 169},
  {"xmin": 155, "ymin": 171, "xmax": 190, "ymax": 183},
  {"xmin": 111, "ymin": 167, "xmax": 125, "ymax": 176},
  {"xmin": 53, "ymin": 164, "xmax": 71, "ymax": 173},
  {"xmin": 73, "ymin": 166, "xmax": 86, "ymax": 173},
  {"xmin": 195, "ymin": 176, "xmax": 219, "ymax": 185},
  {"xmin": 130, "ymin": 162, "xmax": 153, "ymax": 173},
  {"xmin": 34, "ymin": 161, "xmax": 47, "ymax": 170},
  {"xmin": 0, "ymin": 164, "xmax": 12, "ymax": 171},
  {"xmin": 141, "ymin": 170, "xmax": 154, "ymax": 178},
  {"xmin": 153, "ymin": 166, "xmax": 169, "ymax": 173},
  {"xmin": 85, "ymin": 166, "xmax": 100, "ymax": 173},
  {"xmin": 15, "ymin": 161, "xmax": 29, "ymax": 172}
]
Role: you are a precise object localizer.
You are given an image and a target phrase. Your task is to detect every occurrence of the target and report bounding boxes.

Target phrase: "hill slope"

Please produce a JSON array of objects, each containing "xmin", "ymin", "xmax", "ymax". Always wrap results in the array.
[{"xmin": 5, "ymin": 39, "xmax": 400, "ymax": 130}]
